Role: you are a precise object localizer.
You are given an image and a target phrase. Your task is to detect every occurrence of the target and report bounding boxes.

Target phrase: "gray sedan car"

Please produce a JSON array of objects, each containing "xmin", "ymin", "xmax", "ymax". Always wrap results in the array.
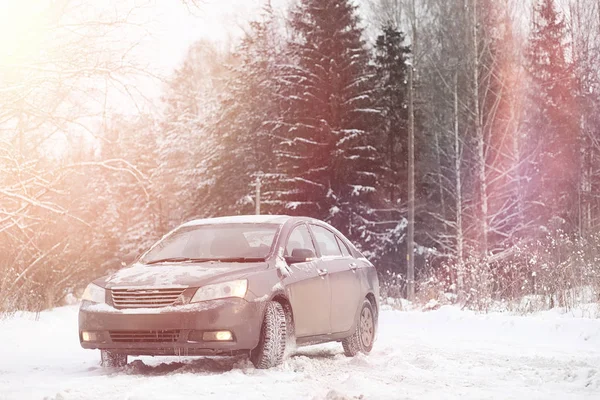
[{"xmin": 79, "ymin": 215, "xmax": 379, "ymax": 369}]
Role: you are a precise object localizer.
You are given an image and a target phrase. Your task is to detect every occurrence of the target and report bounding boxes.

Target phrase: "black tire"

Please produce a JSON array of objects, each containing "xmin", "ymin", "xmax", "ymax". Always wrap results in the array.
[
  {"xmin": 250, "ymin": 301, "xmax": 287, "ymax": 369},
  {"xmin": 342, "ymin": 299, "xmax": 376, "ymax": 357},
  {"xmin": 100, "ymin": 350, "xmax": 127, "ymax": 368}
]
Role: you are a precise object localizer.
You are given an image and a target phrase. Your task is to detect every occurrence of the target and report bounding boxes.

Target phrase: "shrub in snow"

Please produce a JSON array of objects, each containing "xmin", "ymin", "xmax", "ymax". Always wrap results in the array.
[{"xmin": 410, "ymin": 226, "xmax": 600, "ymax": 314}]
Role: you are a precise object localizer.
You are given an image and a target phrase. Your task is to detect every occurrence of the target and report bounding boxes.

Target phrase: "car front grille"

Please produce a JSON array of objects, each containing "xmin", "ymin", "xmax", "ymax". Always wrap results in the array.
[
  {"xmin": 109, "ymin": 330, "xmax": 181, "ymax": 343},
  {"xmin": 111, "ymin": 287, "xmax": 186, "ymax": 309}
]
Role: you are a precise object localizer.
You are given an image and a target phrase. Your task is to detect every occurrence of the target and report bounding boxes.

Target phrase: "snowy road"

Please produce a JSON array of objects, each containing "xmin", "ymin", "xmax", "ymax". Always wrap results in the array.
[{"xmin": 1, "ymin": 305, "xmax": 599, "ymax": 400}]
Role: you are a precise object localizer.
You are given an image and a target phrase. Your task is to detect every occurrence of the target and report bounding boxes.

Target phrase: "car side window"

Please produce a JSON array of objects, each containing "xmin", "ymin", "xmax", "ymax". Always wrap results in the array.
[
  {"xmin": 310, "ymin": 225, "xmax": 342, "ymax": 257},
  {"xmin": 336, "ymin": 236, "xmax": 351, "ymax": 257},
  {"xmin": 285, "ymin": 224, "xmax": 316, "ymax": 256}
]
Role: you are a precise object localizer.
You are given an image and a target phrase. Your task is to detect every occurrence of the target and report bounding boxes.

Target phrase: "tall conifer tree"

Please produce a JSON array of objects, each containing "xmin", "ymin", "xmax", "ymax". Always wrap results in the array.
[
  {"xmin": 272, "ymin": 0, "xmax": 381, "ymax": 242},
  {"xmin": 525, "ymin": 0, "xmax": 579, "ymax": 229},
  {"xmin": 204, "ymin": 6, "xmax": 283, "ymax": 216}
]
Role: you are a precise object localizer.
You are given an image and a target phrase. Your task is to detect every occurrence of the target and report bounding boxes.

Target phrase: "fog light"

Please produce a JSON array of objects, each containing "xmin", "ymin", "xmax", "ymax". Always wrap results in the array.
[
  {"xmin": 202, "ymin": 330, "xmax": 233, "ymax": 342},
  {"xmin": 81, "ymin": 331, "xmax": 101, "ymax": 342}
]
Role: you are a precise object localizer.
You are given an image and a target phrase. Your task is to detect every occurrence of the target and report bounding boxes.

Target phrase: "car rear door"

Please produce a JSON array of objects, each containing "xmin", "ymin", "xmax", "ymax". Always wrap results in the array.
[
  {"xmin": 309, "ymin": 224, "xmax": 361, "ymax": 334},
  {"xmin": 282, "ymin": 223, "xmax": 332, "ymax": 337}
]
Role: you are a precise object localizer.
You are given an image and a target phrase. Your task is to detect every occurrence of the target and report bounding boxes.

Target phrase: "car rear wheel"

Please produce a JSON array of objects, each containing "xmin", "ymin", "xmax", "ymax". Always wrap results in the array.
[
  {"xmin": 250, "ymin": 301, "xmax": 287, "ymax": 369},
  {"xmin": 100, "ymin": 350, "xmax": 127, "ymax": 368},
  {"xmin": 342, "ymin": 299, "xmax": 375, "ymax": 357}
]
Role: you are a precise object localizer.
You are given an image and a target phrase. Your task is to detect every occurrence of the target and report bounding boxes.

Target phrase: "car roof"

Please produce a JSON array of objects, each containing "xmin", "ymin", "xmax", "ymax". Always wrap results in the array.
[{"xmin": 180, "ymin": 215, "xmax": 293, "ymax": 227}]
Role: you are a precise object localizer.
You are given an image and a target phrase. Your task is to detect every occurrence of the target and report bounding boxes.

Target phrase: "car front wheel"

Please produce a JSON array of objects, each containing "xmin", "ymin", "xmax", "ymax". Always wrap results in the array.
[
  {"xmin": 100, "ymin": 350, "xmax": 127, "ymax": 368},
  {"xmin": 250, "ymin": 301, "xmax": 287, "ymax": 369},
  {"xmin": 342, "ymin": 299, "xmax": 375, "ymax": 357}
]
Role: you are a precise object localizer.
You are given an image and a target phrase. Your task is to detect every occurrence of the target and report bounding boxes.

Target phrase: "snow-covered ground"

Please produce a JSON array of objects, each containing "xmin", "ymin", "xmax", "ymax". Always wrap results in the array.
[{"xmin": 1, "ymin": 305, "xmax": 599, "ymax": 400}]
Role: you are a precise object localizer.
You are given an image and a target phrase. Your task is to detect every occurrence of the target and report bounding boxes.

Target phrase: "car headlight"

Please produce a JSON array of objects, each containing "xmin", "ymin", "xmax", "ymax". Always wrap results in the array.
[
  {"xmin": 81, "ymin": 283, "xmax": 106, "ymax": 303},
  {"xmin": 190, "ymin": 280, "xmax": 248, "ymax": 303}
]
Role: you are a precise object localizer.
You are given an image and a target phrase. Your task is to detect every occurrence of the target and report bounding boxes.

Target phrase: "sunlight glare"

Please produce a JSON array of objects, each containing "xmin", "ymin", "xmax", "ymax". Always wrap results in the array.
[{"xmin": 0, "ymin": 0, "xmax": 47, "ymax": 67}]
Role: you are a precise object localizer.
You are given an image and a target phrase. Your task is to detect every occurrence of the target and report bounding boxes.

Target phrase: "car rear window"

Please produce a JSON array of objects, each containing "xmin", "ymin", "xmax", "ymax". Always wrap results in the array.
[
  {"xmin": 310, "ymin": 224, "xmax": 343, "ymax": 257},
  {"xmin": 336, "ymin": 236, "xmax": 351, "ymax": 257}
]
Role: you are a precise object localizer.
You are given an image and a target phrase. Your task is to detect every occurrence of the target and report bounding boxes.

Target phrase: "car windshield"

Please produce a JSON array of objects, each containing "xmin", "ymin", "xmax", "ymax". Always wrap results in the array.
[{"xmin": 141, "ymin": 223, "xmax": 279, "ymax": 264}]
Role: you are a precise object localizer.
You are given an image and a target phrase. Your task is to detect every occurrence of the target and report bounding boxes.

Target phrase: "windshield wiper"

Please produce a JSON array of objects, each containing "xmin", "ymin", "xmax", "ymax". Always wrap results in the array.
[
  {"xmin": 144, "ymin": 257, "xmax": 214, "ymax": 265},
  {"xmin": 213, "ymin": 257, "xmax": 266, "ymax": 263},
  {"xmin": 144, "ymin": 257, "xmax": 265, "ymax": 265}
]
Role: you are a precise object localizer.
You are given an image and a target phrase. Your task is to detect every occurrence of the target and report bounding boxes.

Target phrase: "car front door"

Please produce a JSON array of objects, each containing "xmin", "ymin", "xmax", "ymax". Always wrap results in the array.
[
  {"xmin": 282, "ymin": 223, "xmax": 332, "ymax": 337},
  {"xmin": 310, "ymin": 224, "xmax": 361, "ymax": 334}
]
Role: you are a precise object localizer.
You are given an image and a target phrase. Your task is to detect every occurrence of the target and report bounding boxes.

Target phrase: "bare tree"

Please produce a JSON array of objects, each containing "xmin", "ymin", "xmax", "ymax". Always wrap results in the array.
[
  {"xmin": 567, "ymin": 0, "xmax": 600, "ymax": 233},
  {"xmin": 366, "ymin": 0, "xmax": 405, "ymax": 29},
  {"xmin": 0, "ymin": 0, "xmax": 155, "ymax": 312}
]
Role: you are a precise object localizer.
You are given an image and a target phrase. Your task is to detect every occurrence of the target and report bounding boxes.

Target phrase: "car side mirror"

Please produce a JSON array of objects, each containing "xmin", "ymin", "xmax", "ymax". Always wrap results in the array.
[{"xmin": 285, "ymin": 248, "xmax": 316, "ymax": 265}]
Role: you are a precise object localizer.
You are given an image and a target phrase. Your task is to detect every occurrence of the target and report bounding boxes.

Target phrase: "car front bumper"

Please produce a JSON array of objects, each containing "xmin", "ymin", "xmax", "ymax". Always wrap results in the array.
[{"xmin": 78, "ymin": 298, "xmax": 265, "ymax": 356}]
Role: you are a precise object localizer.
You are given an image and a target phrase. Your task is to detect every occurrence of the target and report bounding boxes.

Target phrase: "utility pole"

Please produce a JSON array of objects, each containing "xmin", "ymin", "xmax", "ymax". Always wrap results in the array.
[
  {"xmin": 407, "ymin": 0, "xmax": 418, "ymax": 303},
  {"xmin": 255, "ymin": 174, "xmax": 262, "ymax": 215},
  {"xmin": 407, "ymin": 65, "xmax": 415, "ymax": 302}
]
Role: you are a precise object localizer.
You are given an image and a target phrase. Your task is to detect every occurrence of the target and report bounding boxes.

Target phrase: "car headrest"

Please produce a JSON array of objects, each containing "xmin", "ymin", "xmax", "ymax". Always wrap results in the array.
[{"xmin": 210, "ymin": 233, "xmax": 249, "ymax": 256}]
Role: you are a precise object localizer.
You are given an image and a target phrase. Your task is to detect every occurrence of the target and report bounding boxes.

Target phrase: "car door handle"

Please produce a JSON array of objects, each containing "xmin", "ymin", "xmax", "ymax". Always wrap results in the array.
[
  {"xmin": 317, "ymin": 269, "xmax": 328, "ymax": 277},
  {"xmin": 349, "ymin": 263, "xmax": 358, "ymax": 271}
]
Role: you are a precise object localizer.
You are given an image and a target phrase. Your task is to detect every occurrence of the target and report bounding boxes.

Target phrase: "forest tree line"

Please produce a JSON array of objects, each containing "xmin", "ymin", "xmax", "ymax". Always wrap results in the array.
[{"xmin": 2, "ymin": 0, "xmax": 600, "ymax": 312}]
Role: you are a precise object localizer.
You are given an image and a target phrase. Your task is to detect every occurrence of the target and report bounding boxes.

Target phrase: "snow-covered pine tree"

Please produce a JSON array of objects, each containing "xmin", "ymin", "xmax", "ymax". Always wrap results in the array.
[
  {"xmin": 202, "ymin": 5, "xmax": 283, "ymax": 217},
  {"xmin": 100, "ymin": 115, "xmax": 159, "ymax": 260},
  {"xmin": 272, "ymin": 0, "xmax": 381, "ymax": 244},
  {"xmin": 374, "ymin": 25, "xmax": 411, "ymax": 205},
  {"xmin": 525, "ymin": 0, "xmax": 579, "ymax": 230},
  {"xmin": 155, "ymin": 41, "xmax": 229, "ymax": 227},
  {"xmin": 371, "ymin": 25, "xmax": 411, "ymax": 272},
  {"xmin": 75, "ymin": 114, "xmax": 159, "ymax": 272}
]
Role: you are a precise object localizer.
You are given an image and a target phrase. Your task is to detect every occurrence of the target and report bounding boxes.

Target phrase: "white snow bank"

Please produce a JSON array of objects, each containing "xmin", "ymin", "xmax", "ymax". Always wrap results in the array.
[{"xmin": 0, "ymin": 305, "xmax": 599, "ymax": 399}]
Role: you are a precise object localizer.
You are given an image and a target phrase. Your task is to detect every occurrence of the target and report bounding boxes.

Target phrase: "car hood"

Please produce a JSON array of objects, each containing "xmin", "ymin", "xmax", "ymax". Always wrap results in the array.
[{"xmin": 99, "ymin": 261, "xmax": 268, "ymax": 289}]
